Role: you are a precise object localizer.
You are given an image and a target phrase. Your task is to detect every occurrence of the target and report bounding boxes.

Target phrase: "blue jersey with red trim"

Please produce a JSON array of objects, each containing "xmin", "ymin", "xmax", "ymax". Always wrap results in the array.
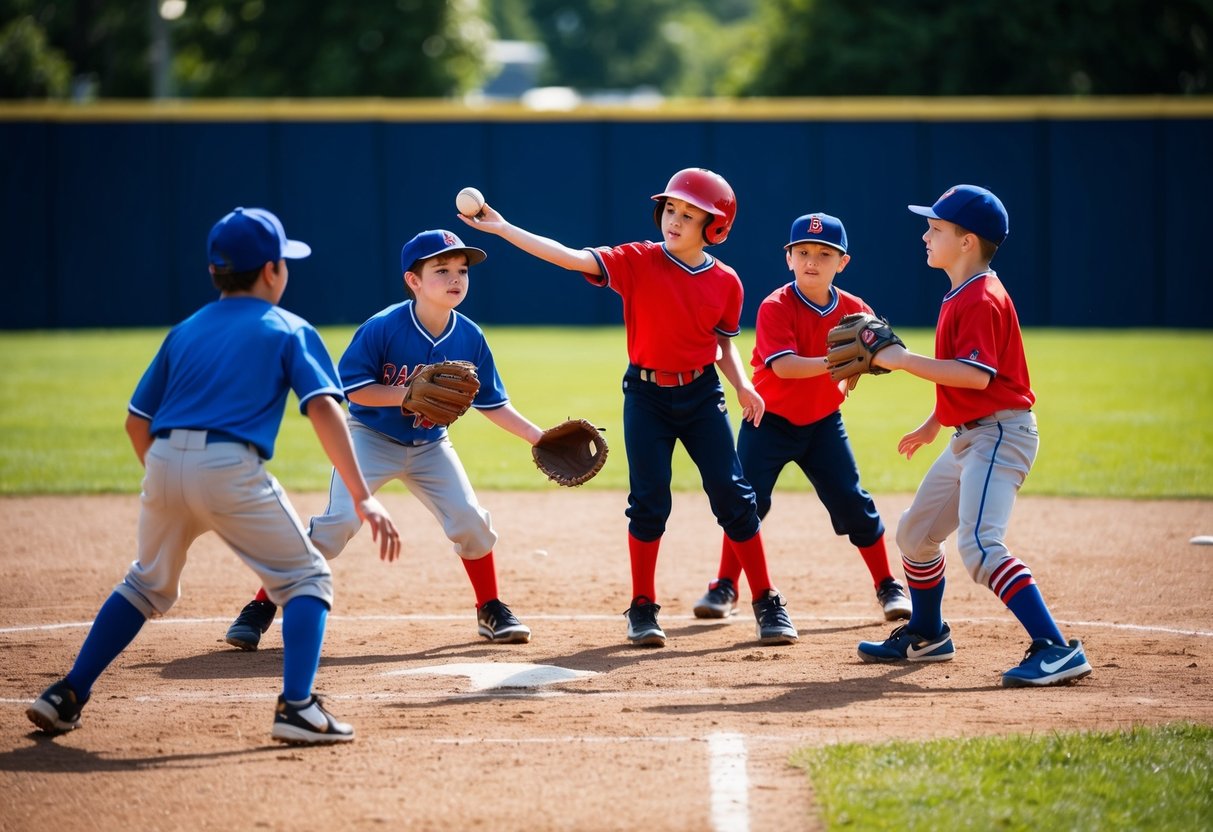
[
  {"xmin": 339, "ymin": 300, "xmax": 509, "ymax": 444},
  {"xmin": 934, "ymin": 271, "xmax": 1035, "ymax": 427},
  {"xmin": 585, "ymin": 241, "xmax": 743, "ymax": 372},
  {"xmin": 751, "ymin": 283, "xmax": 874, "ymax": 426},
  {"xmin": 128, "ymin": 296, "xmax": 343, "ymax": 460}
]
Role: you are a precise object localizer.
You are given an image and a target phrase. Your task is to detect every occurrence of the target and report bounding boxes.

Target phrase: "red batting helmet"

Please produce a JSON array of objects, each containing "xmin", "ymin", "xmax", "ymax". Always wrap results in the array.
[{"xmin": 651, "ymin": 168, "xmax": 737, "ymax": 245}]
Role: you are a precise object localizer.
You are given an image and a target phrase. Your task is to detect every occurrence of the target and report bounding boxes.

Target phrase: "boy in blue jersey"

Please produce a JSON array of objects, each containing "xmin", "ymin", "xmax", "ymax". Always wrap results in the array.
[
  {"xmin": 223, "ymin": 229, "xmax": 545, "ymax": 649},
  {"xmin": 27, "ymin": 207, "xmax": 400, "ymax": 745}
]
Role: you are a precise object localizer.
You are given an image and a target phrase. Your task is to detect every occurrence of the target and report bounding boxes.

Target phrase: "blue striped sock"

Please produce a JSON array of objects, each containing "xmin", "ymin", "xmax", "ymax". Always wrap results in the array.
[
  {"xmin": 66, "ymin": 592, "xmax": 147, "ymax": 699},
  {"xmin": 1004, "ymin": 584, "xmax": 1066, "ymax": 644},
  {"xmin": 281, "ymin": 595, "xmax": 329, "ymax": 703},
  {"xmin": 906, "ymin": 578, "xmax": 945, "ymax": 638}
]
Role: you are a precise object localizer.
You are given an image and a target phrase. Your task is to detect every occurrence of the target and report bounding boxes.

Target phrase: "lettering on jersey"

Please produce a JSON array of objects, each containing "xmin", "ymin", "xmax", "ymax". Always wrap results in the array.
[
  {"xmin": 381, "ymin": 364, "xmax": 413, "ymax": 386},
  {"xmin": 808, "ymin": 215, "xmax": 824, "ymax": 233},
  {"xmin": 383, "ymin": 363, "xmax": 438, "ymax": 429},
  {"xmin": 968, "ymin": 349, "xmax": 981, "ymax": 361}
]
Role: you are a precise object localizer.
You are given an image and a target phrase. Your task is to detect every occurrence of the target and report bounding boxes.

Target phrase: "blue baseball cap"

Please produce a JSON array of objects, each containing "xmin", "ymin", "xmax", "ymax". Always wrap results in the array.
[
  {"xmin": 785, "ymin": 212, "xmax": 848, "ymax": 254},
  {"xmin": 401, "ymin": 229, "xmax": 487, "ymax": 274},
  {"xmin": 908, "ymin": 185, "xmax": 1009, "ymax": 246},
  {"xmin": 207, "ymin": 207, "xmax": 311, "ymax": 272}
]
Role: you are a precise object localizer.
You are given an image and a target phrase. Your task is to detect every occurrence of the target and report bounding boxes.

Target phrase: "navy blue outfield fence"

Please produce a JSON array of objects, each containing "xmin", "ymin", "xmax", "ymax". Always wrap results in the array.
[{"xmin": 2, "ymin": 97, "xmax": 1210, "ymax": 330}]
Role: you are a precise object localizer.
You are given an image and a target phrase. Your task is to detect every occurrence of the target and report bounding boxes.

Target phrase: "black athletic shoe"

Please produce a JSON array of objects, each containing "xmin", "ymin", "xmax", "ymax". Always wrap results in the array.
[
  {"xmin": 693, "ymin": 577, "xmax": 738, "ymax": 619},
  {"xmin": 477, "ymin": 599, "xmax": 532, "ymax": 644},
  {"xmin": 624, "ymin": 596, "xmax": 666, "ymax": 647},
  {"xmin": 225, "ymin": 599, "xmax": 278, "ymax": 651},
  {"xmin": 752, "ymin": 589, "xmax": 799, "ymax": 645},
  {"xmin": 271, "ymin": 694, "xmax": 354, "ymax": 745},
  {"xmin": 876, "ymin": 577, "xmax": 913, "ymax": 621},
  {"xmin": 27, "ymin": 678, "xmax": 88, "ymax": 735}
]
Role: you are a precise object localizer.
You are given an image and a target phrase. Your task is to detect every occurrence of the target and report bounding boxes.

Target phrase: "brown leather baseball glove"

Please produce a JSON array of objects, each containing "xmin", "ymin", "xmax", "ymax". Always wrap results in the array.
[
  {"xmin": 825, "ymin": 313, "xmax": 904, "ymax": 382},
  {"xmin": 401, "ymin": 361, "xmax": 480, "ymax": 427},
  {"xmin": 532, "ymin": 419, "xmax": 608, "ymax": 487}
]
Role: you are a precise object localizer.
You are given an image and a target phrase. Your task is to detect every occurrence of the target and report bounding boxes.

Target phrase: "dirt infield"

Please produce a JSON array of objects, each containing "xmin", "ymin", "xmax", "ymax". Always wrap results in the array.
[{"xmin": 2, "ymin": 491, "xmax": 1211, "ymax": 832}]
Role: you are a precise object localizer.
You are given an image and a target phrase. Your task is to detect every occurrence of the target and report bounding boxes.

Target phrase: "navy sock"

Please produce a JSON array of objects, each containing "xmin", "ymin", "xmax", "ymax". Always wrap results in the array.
[
  {"xmin": 906, "ymin": 578, "xmax": 945, "ymax": 638},
  {"xmin": 65, "ymin": 592, "xmax": 147, "ymax": 700},
  {"xmin": 281, "ymin": 595, "xmax": 329, "ymax": 702},
  {"xmin": 1005, "ymin": 584, "xmax": 1066, "ymax": 644}
]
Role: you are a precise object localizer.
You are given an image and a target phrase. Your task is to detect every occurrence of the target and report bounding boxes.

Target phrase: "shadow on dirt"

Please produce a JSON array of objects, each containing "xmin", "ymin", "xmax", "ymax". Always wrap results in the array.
[{"xmin": 0, "ymin": 734, "xmax": 282, "ymax": 773}]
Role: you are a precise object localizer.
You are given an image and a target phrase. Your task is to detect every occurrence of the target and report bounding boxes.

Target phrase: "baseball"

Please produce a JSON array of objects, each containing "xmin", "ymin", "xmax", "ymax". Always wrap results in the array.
[
  {"xmin": 456, "ymin": 186, "xmax": 485, "ymax": 218},
  {"xmin": 532, "ymin": 548, "xmax": 549, "ymax": 560}
]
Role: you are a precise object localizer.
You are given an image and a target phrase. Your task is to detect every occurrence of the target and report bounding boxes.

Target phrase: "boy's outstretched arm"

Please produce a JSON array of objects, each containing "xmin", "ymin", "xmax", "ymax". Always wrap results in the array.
[
  {"xmin": 459, "ymin": 204, "xmax": 601, "ymax": 275},
  {"xmin": 715, "ymin": 334, "xmax": 764, "ymax": 426},
  {"xmin": 305, "ymin": 395, "xmax": 401, "ymax": 562},
  {"xmin": 478, "ymin": 403, "xmax": 545, "ymax": 446},
  {"xmin": 873, "ymin": 345, "xmax": 991, "ymax": 389}
]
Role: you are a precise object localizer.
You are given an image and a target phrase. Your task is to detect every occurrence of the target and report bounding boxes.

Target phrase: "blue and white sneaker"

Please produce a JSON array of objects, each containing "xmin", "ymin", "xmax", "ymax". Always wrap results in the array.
[
  {"xmin": 1002, "ymin": 638, "xmax": 1092, "ymax": 687},
  {"xmin": 857, "ymin": 622, "xmax": 955, "ymax": 663}
]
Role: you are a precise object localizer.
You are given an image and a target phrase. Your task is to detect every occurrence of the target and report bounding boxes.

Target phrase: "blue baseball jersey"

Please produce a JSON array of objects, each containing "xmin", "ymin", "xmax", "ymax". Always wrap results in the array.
[
  {"xmin": 340, "ymin": 300, "xmax": 508, "ymax": 444},
  {"xmin": 128, "ymin": 296, "xmax": 344, "ymax": 460}
]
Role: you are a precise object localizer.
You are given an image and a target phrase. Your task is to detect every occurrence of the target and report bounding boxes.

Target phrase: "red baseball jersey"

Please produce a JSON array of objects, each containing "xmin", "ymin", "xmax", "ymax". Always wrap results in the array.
[
  {"xmin": 585, "ymin": 241, "xmax": 743, "ymax": 371},
  {"xmin": 934, "ymin": 271, "xmax": 1035, "ymax": 427},
  {"xmin": 751, "ymin": 283, "xmax": 873, "ymax": 426}
]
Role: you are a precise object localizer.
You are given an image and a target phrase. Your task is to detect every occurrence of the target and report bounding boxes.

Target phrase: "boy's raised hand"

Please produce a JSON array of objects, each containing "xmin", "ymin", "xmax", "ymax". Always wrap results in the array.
[{"xmin": 458, "ymin": 203, "xmax": 507, "ymax": 234}]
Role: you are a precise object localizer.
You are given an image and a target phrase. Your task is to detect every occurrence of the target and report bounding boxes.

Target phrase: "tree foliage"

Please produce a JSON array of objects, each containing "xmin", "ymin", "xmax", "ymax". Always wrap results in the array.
[
  {"xmin": 2, "ymin": 0, "xmax": 1208, "ymax": 99},
  {"xmin": 0, "ymin": 15, "xmax": 72, "ymax": 98},
  {"xmin": 526, "ymin": 0, "xmax": 683, "ymax": 92},
  {"xmin": 171, "ymin": 0, "xmax": 491, "ymax": 97},
  {"xmin": 0, "ymin": 0, "xmax": 493, "ymax": 99},
  {"xmin": 737, "ymin": 0, "xmax": 1213, "ymax": 96}
]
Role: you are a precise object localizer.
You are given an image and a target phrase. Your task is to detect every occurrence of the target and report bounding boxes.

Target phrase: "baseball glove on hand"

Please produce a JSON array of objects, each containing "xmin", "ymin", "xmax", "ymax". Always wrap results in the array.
[
  {"xmin": 826, "ymin": 313, "xmax": 905, "ymax": 382},
  {"xmin": 401, "ymin": 361, "xmax": 480, "ymax": 427},
  {"xmin": 532, "ymin": 419, "xmax": 608, "ymax": 487}
]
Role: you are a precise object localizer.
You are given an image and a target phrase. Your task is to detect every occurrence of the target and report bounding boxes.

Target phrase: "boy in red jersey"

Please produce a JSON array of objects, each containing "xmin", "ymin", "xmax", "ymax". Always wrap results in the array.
[
  {"xmin": 856, "ymin": 185, "xmax": 1091, "ymax": 687},
  {"xmin": 691, "ymin": 213, "xmax": 912, "ymax": 623},
  {"xmin": 462, "ymin": 168, "xmax": 798, "ymax": 648}
]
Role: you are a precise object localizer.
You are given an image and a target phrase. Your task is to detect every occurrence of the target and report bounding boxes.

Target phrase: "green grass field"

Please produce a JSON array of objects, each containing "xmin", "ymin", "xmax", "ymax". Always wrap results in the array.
[
  {"xmin": 1, "ymin": 327, "xmax": 1210, "ymax": 497},
  {"xmin": 2, "ymin": 326, "xmax": 1211, "ymax": 829},
  {"xmin": 793, "ymin": 722, "xmax": 1213, "ymax": 831}
]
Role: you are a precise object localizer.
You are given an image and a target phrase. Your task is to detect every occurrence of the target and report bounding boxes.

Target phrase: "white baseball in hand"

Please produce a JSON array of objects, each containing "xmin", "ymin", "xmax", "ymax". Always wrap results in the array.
[{"xmin": 456, "ymin": 187, "xmax": 485, "ymax": 217}]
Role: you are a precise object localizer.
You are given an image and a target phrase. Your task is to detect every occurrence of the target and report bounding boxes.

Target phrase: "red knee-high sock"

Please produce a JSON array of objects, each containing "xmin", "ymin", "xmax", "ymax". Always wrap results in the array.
[
  {"xmin": 858, "ymin": 536, "xmax": 895, "ymax": 588},
  {"xmin": 716, "ymin": 536, "xmax": 743, "ymax": 586},
  {"xmin": 254, "ymin": 587, "xmax": 271, "ymax": 603},
  {"xmin": 628, "ymin": 533, "xmax": 661, "ymax": 603},
  {"xmin": 461, "ymin": 551, "xmax": 499, "ymax": 608},
  {"xmin": 729, "ymin": 531, "xmax": 774, "ymax": 601}
]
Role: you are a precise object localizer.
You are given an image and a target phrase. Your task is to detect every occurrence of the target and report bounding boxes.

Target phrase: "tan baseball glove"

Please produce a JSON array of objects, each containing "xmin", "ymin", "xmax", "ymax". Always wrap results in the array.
[
  {"xmin": 401, "ymin": 361, "xmax": 480, "ymax": 427},
  {"xmin": 826, "ymin": 313, "xmax": 904, "ymax": 382},
  {"xmin": 532, "ymin": 419, "xmax": 609, "ymax": 487}
]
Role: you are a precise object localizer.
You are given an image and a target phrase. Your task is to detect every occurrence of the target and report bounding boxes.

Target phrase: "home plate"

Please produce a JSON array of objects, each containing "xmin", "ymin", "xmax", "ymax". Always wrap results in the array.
[
  {"xmin": 386, "ymin": 662, "xmax": 597, "ymax": 692},
  {"xmin": 1191, "ymin": 535, "xmax": 1213, "ymax": 546}
]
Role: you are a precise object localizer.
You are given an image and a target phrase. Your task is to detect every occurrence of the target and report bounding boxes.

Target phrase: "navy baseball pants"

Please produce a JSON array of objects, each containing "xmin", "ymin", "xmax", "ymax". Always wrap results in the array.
[
  {"xmin": 737, "ymin": 410, "xmax": 884, "ymax": 548},
  {"xmin": 621, "ymin": 365, "xmax": 760, "ymax": 542}
]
